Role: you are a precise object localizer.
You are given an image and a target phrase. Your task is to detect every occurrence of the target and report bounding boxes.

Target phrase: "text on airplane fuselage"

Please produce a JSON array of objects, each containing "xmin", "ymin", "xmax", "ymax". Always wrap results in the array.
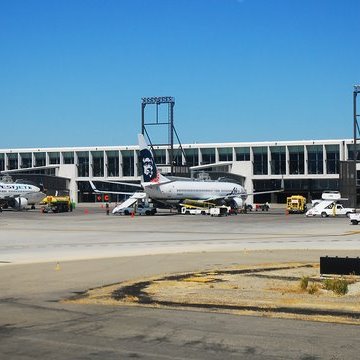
[{"xmin": 0, "ymin": 184, "xmax": 35, "ymax": 190}]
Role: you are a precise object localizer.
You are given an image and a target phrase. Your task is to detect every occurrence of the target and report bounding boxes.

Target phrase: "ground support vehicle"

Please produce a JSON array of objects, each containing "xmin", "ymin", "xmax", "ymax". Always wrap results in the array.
[
  {"xmin": 305, "ymin": 201, "xmax": 355, "ymax": 218},
  {"xmin": 255, "ymin": 203, "xmax": 270, "ymax": 211},
  {"xmin": 210, "ymin": 206, "xmax": 229, "ymax": 217},
  {"xmin": 349, "ymin": 213, "xmax": 360, "ymax": 225},
  {"xmin": 114, "ymin": 203, "xmax": 156, "ymax": 216},
  {"xmin": 286, "ymin": 195, "xmax": 307, "ymax": 214},
  {"xmin": 40, "ymin": 196, "xmax": 72, "ymax": 213}
]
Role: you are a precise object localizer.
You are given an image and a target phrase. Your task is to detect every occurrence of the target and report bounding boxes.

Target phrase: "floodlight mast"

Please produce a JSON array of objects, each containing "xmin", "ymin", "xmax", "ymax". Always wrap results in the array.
[{"xmin": 141, "ymin": 97, "xmax": 187, "ymax": 176}]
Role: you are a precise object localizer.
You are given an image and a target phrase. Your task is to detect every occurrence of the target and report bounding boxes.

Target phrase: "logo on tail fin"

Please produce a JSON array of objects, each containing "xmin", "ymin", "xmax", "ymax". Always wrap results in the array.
[{"xmin": 140, "ymin": 148, "xmax": 159, "ymax": 183}]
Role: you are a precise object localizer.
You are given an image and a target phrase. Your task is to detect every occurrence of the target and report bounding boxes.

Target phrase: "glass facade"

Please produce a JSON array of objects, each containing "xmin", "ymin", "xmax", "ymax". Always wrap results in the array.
[
  {"xmin": 7, "ymin": 153, "xmax": 18, "ymax": 170},
  {"xmin": 172, "ymin": 150, "xmax": 183, "ymax": 166},
  {"xmin": 270, "ymin": 146, "xmax": 286, "ymax": 175},
  {"xmin": 106, "ymin": 151, "xmax": 119, "ymax": 177},
  {"xmin": 92, "ymin": 151, "xmax": 104, "ymax": 177},
  {"xmin": 253, "ymin": 147, "xmax": 268, "ymax": 175},
  {"xmin": 347, "ymin": 144, "xmax": 360, "ymax": 160},
  {"xmin": 153, "ymin": 149, "xmax": 166, "ymax": 165},
  {"xmin": 218, "ymin": 148, "xmax": 233, "ymax": 162},
  {"xmin": 20, "ymin": 153, "xmax": 32, "ymax": 168},
  {"xmin": 122, "ymin": 150, "xmax": 134, "ymax": 176},
  {"xmin": 49, "ymin": 152, "xmax": 60, "ymax": 165},
  {"xmin": 325, "ymin": 145, "xmax": 339, "ymax": 174},
  {"xmin": 77, "ymin": 151, "xmax": 89, "ymax": 177},
  {"xmin": 201, "ymin": 148, "xmax": 216, "ymax": 165},
  {"xmin": 0, "ymin": 153, "xmax": 4, "ymax": 171},
  {"xmin": 307, "ymin": 145, "xmax": 323, "ymax": 174},
  {"xmin": 63, "ymin": 151, "xmax": 74, "ymax": 164},
  {"xmin": 289, "ymin": 146, "xmax": 304, "ymax": 175},
  {"xmin": 34, "ymin": 152, "xmax": 46, "ymax": 167},
  {"xmin": 235, "ymin": 147, "xmax": 250, "ymax": 161},
  {"xmin": 184, "ymin": 148, "xmax": 199, "ymax": 167}
]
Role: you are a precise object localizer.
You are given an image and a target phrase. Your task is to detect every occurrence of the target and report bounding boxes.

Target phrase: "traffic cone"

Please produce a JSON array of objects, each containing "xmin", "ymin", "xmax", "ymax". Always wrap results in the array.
[
  {"xmin": 84, "ymin": 209, "xmax": 89, "ymax": 214},
  {"xmin": 131, "ymin": 211, "xmax": 135, "ymax": 218}
]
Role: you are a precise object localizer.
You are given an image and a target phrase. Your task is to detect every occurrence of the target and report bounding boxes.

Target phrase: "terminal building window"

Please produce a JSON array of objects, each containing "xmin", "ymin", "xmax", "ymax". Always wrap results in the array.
[
  {"xmin": 63, "ymin": 152, "xmax": 74, "ymax": 164},
  {"xmin": 0, "ymin": 154, "xmax": 4, "ymax": 171},
  {"xmin": 34, "ymin": 152, "xmax": 46, "ymax": 167},
  {"xmin": 347, "ymin": 144, "xmax": 360, "ymax": 160},
  {"xmin": 253, "ymin": 147, "xmax": 268, "ymax": 175},
  {"xmin": 106, "ymin": 151, "xmax": 119, "ymax": 177},
  {"xmin": 154, "ymin": 149, "xmax": 166, "ymax": 165},
  {"xmin": 218, "ymin": 148, "xmax": 233, "ymax": 162},
  {"xmin": 307, "ymin": 145, "xmax": 323, "ymax": 174},
  {"xmin": 20, "ymin": 153, "xmax": 32, "ymax": 168},
  {"xmin": 289, "ymin": 146, "xmax": 304, "ymax": 175},
  {"xmin": 172, "ymin": 150, "xmax": 183, "ymax": 166},
  {"xmin": 122, "ymin": 150, "xmax": 134, "ymax": 177},
  {"xmin": 325, "ymin": 145, "xmax": 340, "ymax": 174},
  {"xmin": 184, "ymin": 148, "xmax": 199, "ymax": 167},
  {"xmin": 48, "ymin": 152, "xmax": 60, "ymax": 165},
  {"xmin": 77, "ymin": 151, "xmax": 89, "ymax": 177},
  {"xmin": 270, "ymin": 146, "xmax": 286, "ymax": 175},
  {"xmin": 7, "ymin": 153, "xmax": 18, "ymax": 170},
  {"xmin": 235, "ymin": 147, "xmax": 250, "ymax": 161},
  {"xmin": 201, "ymin": 148, "xmax": 216, "ymax": 165},
  {"xmin": 92, "ymin": 151, "xmax": 104, "ymax": 177}
]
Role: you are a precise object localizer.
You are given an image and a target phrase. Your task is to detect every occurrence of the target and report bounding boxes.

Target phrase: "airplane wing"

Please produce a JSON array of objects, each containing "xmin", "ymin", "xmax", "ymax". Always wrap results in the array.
[
  {"xmin": 89, "ymin": 181, "xmax": 136, "ymax": 195},
  {"xmin": 248, "ymin": 189, "xmax": 284, "ymax": 196},
  {"xmin": 94, "ymin": 180, "xmax": 142, "ymax": 188}
]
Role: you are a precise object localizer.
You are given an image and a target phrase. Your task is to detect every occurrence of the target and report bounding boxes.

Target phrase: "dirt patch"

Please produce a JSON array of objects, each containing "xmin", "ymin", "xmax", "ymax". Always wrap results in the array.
[{"xmin": 65, "ymin": 262, "xmax": 360, "ymax": 324}]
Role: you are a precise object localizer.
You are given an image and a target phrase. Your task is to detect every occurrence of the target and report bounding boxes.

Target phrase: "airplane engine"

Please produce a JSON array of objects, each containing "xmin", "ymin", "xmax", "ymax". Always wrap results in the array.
[
  {"xmin": 232, "ymin": 197, "xmax": 244, "ymax": 208},
  {"xmin": 13, "ymin": 197, "xmax": 28, "ymax": 210}
]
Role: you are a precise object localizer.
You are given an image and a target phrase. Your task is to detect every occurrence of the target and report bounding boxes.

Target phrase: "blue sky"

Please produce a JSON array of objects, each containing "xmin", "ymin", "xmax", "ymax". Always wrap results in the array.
[{"xmin": 1, "ymin": 0, "xmax": 359, "ymax": 148}]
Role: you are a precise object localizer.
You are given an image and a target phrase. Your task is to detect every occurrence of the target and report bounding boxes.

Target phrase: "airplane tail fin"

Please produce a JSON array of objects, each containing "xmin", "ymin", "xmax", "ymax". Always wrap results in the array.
[{"xmin": 138, "ymin": 134, "xmax": 169, "ymax": 185}]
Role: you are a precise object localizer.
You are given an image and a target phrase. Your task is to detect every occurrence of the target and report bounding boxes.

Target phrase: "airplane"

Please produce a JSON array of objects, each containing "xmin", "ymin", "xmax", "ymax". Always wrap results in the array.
[
  {"xmin": 138, "ymin": 133, "xmax": 274, "ymax": 209},
  {"xmin": 0, "ymin": 175, "xmax": 43, "ymax": 211},
  {"xmin": 90, "ymin": 134, "xmax": 283, "ymax": 212}
]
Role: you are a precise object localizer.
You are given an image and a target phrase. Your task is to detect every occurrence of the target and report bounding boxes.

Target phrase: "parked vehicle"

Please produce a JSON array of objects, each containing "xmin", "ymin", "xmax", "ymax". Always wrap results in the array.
[
  {"xmin": 286, "ymin": 195, "xmax": 307, "ymax": 214},
  {"xmin": 115, "ymin": 203, "xmax": 156, "ymax": 216},
  {"xmin": 305, "ymin": 200, "xmax": 355, "ymax": 218},
  {"xmin": 349, "ymin": 213, "xmax": 360, "ymax": 225}
]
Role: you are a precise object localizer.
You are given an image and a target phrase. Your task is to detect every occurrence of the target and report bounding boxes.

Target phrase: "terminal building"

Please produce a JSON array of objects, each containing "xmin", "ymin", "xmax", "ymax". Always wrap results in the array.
[{"xmin": 1, "ymin": 138, "xmax": 359, "ymax": 206}]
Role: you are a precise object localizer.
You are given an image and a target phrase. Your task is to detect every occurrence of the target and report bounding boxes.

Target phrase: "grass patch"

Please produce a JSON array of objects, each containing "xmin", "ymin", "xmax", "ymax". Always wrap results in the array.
[
  {"xmin": 300, "ymin": 276, "xmax": 309, "ymax": 290},
  {"xmin": 323, "ymin": 278, "xmax": 348, "ymax": 296},
  {"xmin": 307, "ymin": 283, "xmax": 319, "ymax": 295}
]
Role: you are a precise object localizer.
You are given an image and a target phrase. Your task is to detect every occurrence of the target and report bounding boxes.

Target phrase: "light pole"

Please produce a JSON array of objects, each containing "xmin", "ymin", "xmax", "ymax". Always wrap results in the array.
[{"xmin": 354, "ymin": 85, "xmax": 360, "ymax": 205}]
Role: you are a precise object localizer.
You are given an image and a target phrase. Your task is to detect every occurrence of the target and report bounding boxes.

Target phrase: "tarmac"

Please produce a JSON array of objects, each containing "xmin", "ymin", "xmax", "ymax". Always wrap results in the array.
[{"xmin": 1, "ymin": 205, "xmax": 360, "ymax": 359}]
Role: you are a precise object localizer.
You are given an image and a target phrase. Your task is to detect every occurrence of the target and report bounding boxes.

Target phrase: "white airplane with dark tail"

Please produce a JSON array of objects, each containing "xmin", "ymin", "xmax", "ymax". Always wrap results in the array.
[
  {"xmin": 91, "ymin": 134, "xmax": 283, "ymax": 213},
  {"xmin": 138, "ymin": 134, "xmax": 283, "ymax": 207},
  {"xmin": 138, "ymin": 134, "xmax": 250, "ymax": 208}
]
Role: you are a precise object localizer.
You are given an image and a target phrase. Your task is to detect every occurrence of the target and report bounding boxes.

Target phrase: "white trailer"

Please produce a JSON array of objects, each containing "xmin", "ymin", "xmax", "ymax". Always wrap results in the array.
[{"xmin": 349, "ymin": 213, "xmax": 360, "ymax": 225}]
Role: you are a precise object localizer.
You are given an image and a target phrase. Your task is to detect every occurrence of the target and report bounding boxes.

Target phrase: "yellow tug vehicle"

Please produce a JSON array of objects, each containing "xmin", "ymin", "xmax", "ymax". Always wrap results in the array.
[{"xmin": 40, "ymin": 195, "xmax": 73, "ymax": 213}]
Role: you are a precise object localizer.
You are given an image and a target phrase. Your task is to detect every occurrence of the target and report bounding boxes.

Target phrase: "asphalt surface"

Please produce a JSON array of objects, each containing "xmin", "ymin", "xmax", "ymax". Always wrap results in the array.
[{"xmin": 1, "ymin": 206, "xmax": 360, "ymax": 359}]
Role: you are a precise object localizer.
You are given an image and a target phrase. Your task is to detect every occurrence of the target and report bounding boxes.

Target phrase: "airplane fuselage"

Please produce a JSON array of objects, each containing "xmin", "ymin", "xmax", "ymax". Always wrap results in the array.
[
  {"xmin": 143, "ymin": 180, "xmax": 247, "ymax": 202},
  {"xmin": 0, "ymin": 183, "xmax": 40, "ymax": 199}
]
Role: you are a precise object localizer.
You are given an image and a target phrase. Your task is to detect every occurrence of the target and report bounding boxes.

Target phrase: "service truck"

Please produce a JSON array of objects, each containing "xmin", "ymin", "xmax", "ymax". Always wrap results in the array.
[
  {"xmin": 286, "ymin": 195, "xmax": 307, "ymax": 214},
  {"xmin": 40, "ymin": 196, "xmax": 72, "ymax": 213}
]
